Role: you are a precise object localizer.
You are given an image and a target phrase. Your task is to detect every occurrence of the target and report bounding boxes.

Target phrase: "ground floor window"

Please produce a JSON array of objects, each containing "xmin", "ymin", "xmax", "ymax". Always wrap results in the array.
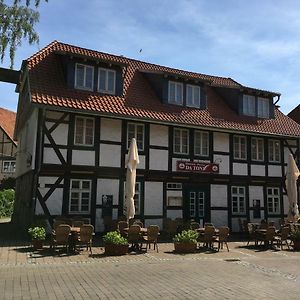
[
  {"xmin": 69, "ymin": 179, "xmax": 91, "ymax": 213},
  {"xmin": 2, "ymin": 161, "xmax": 16, "ymax": 173},
  {"xmin": 267, "ymin": 187, "xmax": 280, "ymax": 214},
  {"xmin": 231, "ymin": 186, "xmax": 246, "ymax": 215},
  {"xmin": 124, "ymin": 181, "xmax": 141, "ymax": 215}
]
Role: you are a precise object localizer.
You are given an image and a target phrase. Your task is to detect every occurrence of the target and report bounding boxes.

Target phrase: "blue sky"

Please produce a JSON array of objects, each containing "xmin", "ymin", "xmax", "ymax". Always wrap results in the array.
[{"xmin": 1, "ymin": 0, "xmax": 300, "ymax": 114}]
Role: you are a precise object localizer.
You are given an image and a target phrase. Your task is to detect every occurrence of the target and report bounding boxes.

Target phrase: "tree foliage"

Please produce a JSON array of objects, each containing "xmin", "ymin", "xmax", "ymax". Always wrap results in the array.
[
  {"xmin": 0, "ymin": 189, "xmax": 15, "ymax": 218},
  {"xmin": 0, "ymin": 0, "xmax": 48, "ymax": 68}
]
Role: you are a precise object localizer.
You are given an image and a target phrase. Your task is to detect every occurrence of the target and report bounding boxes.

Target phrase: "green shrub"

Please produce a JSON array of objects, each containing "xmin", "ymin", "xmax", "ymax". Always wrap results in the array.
[
  {"xmin": 28, "ymin": 226, "xmax": 46, "ymax": 240},
  {"xmin": 173, "ymin": 230, "xmax": 199, "ymax": 244},
  {"xmin": 103, "ymin": 231, "xmax": 128, "ymax": 245},
  {"xmin": 0, "ymin": 189, "xmax": 15, "ymax": 218}
]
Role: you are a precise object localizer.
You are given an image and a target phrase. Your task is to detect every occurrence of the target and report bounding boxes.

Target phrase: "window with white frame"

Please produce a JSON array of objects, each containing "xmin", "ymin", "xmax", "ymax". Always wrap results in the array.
[
  {"xmin": 69, "ymin": 179, "xmax": 91, "ymax": 213},
  {"xmin": 233, "ymin": 135, "xmax": 247, "ymax": 160},
  {"xmin": 98, "ymin": 68, "xmax": 116, "ymax": 95},
  {"xmin": 168, "ymin": 81, "xmax": 183, "ymax": 105},
  {"xmin": 127, "ymin": 123, "xmax": 144, "ymax": 151},
  {"xmin": 186, "ymin": 84, "xmax": 201, "ymax": 108},
  {"xmin": 75, "ymin": 63, "xmax": 94, "ymax": 91},
  {"xmin": 2, "ymin": 161, "xmax": 16, "ymax": 173},
  {"xmin": 267, "ymin": 187, "xmax": 280, "ymax": 214},
  {"xmin": 243, "ymin": 94, "xmax": 256, "ymax": 116},
  {"xmin": 74, "ymin": 117, "xmax": 94, "ymax": 146},
  {"xmin": 251, "ymin": 137, "xmax": 264, "ymax": 161},
  {"xmin": 258, "ymin": 97, "xmax": 269, "ymax": 118},
  {"xmin": 231, "ymin": 186, "xmax": 246, "ymax": 215},
  {"xmin": 173, "ymin": 128, "xmax": 189, "ymax": 154},
  {"xmin": 194, "ymin": 131, "xmax": 209, "ymax": 156},
  {"xmin": 268, "ymin": 140, "xmax": 281, "ymax": 162},
  {"xmin": 124, "ymin": 181, "xmax": 141, "ymax": 215}
]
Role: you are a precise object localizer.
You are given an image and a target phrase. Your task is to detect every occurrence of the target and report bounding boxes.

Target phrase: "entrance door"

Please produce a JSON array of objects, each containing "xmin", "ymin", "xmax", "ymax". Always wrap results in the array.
[{"xmin": 184, "ymin": 186, "xmax": 209, "ymax": 224}]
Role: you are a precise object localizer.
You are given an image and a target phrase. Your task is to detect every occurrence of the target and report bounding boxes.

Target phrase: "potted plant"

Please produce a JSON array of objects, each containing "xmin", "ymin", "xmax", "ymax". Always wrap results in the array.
[
  {"xmin": 28, "ymin": 226, "xmax": 46, "ymax": 250},
  {"xmin": 103, "ymin": 231, "xmax": 129, "ymax": 256},
  {"xmin": 173, "ymin": 229, "xmax": 199, "ymax": 253},
  {"xmin": 291, "ymin": 226, "xmax": 300, "ymax": 251}
]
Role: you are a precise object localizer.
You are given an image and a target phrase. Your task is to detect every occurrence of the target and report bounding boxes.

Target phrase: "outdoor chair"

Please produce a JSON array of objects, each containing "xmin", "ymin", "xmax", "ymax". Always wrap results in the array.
[
  {"xmin": 215, "ymin": 227, "xmax": 230, "ymax": 252},
  {"xmin": 51, "ymin": 224, "xmax": 71, "ymax": 253},
  {"xmin": 118, "ymin": 221, "xmax": 129, "ymax": 237},
  {"xmin": 190, "ymin": 222, "xmax": 200, "ymax": 230},
  {"xmin": 198, "ymin": 226, "xmax": 216, "ymax": 249},
  {"xmin": 246, "ymin": 223, "xmax": 258, "ymax": 246},
  {"xmin": 77, "ymin": 224, "xmax": 94, "ymax": 254},
  {"xmin": 141, "ymin": 225, "xmax": 160, "ymax": 252},
  {"xmin": 53, "ymin": 219, "xmax": 67, "ymax": 230},
  {"xmin": 256, "ymin": 226, "xmax": 276, "ymax": 248},
  {"xmin": 127, "ymin": 225, "xmax": 142, "ymax": 251},
  {"xmin": 133, "ymin": 220, "xmax": 144, "ymax": 228},
  {"xmin": 204, "ymin": 223, "xmax": 214, "ymax": 228},
  {"xmin": 259, "ymin": 219, "xmax": 268, "ymax": 229},
  {"xmin": 274, "ymin": 226, "xmax": 291, "ymax": 250}
]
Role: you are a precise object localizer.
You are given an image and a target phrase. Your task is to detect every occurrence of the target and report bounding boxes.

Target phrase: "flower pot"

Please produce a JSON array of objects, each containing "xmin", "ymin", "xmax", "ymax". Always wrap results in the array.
[
  {"xmin": 105, "ymin": 244, "xmax": 129, "ymax": 256},
  {"xmin": 174, "ymin": 242, "xmax": 197, "ymax": 253},
  {"xmin": 293, "ymin": 240, "xmax": 300, "ymax": 251},
  {"xmin": 32, "ymin": 239, "xmax": 44, "ymax": 250}
]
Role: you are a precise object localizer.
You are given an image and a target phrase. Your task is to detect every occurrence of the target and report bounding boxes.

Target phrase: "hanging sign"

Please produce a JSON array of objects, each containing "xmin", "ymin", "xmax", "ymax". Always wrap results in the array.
[{"xmin": 176, "ymin": 161, "xmax": 219, "ymax": 173}]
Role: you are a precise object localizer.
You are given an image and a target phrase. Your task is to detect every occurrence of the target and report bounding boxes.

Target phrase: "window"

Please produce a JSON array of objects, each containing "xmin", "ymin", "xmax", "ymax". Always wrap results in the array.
[
  {"xmin": 167, "ymin": 196, "xmax": 183, "ymax": 206},
  {"xmin": 267, "ymin": 187, "xmax": 280, "ymax": 214},
  {"xmin": 167, "ymin": 183, "xmax": 182, "ymax": 190},
  {"xmin": 127, "ymin": 123, "xmax": 144, "ymax": 151},
  {"xmin": 173, "ymin": 128, "xmax": 189, "ymax": 154},
  {"xmin": 75, "ymin": 64, "xmax": 94, "ymax": 91},
  {"xmin": 268, "ymin": 140, "xmax": 281, "ymax": 162},
  {"xmin": 98, "ymin": 68, "xmax": 116, "ymax": 95},
  {"xmin": 186, "ymin": 84, "xmax": 201, "ymax": 108},
  {"xmin": 251, "ymin": 138, "xmax": 264, "ymax": 161},
  {"xmin": 168, "ymin": 81, "xmax": 183, "ymax": 105},
  {"xmin": 74, "ymin": 117, "xmax": 94, "ymax": 146},
  {"xmin": 194, "ymin": 131, "xmax": 209, "ymax": 156},
  {"xmin": 231, "ymin": 186, "xmax": 246, "ymax": 215},
  {"xmin": 124, "ymin": 182, "xmax": 141, "ymax": 215},
  {"xmin": 2, "ymin": 161, "xmax": 16, "ymax": 173},
  {"xmin": 243, "ymin": 94, "xmax": 255, "ymax": 116},
  {"xmin": 258, "ymin": 97, "xmax": 269, "ymax": 118},
  {"xmin": 233, "ymin": 136, "xmax": 247, "ymax": 160},
  {"xmin": 69, "ymin": 179, "xmax": 91, "ymax": 213}
]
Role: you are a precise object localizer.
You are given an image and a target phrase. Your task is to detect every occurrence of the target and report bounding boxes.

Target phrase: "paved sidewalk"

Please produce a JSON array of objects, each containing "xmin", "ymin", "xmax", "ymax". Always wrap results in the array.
[{"xmin": 1, "ymin": 240, "xmax": 300, "ymax": 299}]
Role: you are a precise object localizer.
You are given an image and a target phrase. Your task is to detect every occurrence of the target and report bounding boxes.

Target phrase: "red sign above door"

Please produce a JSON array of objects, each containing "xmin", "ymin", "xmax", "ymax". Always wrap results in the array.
[{"xmin": 176, "ymin": 161, "xmax": 219, "ymax": 173}]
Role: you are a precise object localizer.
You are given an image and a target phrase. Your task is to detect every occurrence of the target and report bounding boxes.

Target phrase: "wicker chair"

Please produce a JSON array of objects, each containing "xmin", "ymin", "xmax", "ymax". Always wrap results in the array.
[
  {"xmin": 142, "ymin": 225, "xmax": 160, "ymax": 252},
  {"xmin": 274, "ymin": 226, "xmax": 291, "ymax": 250},
  {"xmin": 77, "ymin": 224, "xmax": 94, "ymax": 254},
  {"xmin": 51, "ymin": 224, "xmax": 71, "ymax": 252},
  {"xmin": 72, "ymin": 220, "xmax": 84, "ymax": 227},
  {"xmin": 118, "ymin": 221, "xmax": 129, "ymax": 237},
  {"xmin": 127, "ymin": 225, "xmax": 142, "ymax": 251},
  {"xmin": 190, "ymin": 222, "xmax": 200, "ymax": 230},
  {"xmin": 256, "ymin": 226, "xmax": 276, "ymax": 248},
  {"xmin": 215, "ymin": 227, "xmax": 230, "ymax": 252},
  {"xmin": 133, "ymin": 220, "xmax": 144, "ymax": 228},
  {"xmin": 247, "ymin": 223, "xmax": 258, "ymax": 246},
  {"xmin": 198, "ymin": 226, "xmax": 216, "ymax": 249}
]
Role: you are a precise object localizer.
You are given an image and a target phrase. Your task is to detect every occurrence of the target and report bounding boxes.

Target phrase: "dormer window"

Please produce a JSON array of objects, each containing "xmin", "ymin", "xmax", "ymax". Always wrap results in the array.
[
  {"xmin": 243, "ymin": 94, "xmax": 255, "ymax": 116},
  {"xmin": 258, "ymin": 97, "xmax": 269, "ymax": 118},
  {"xmin": 98, "ymin": 68, "xmax": 116, "ymax": 95},
  {"xmin": 75, "ymin": 63, "xmax": 94, "ymax": 91},
  {"xmin": 168, "ymin": 81, "xmax": 183, "ymax": 105},
  {"xmin": 186, "ymin": 84, "xmax": 201, "ymax": 108}
]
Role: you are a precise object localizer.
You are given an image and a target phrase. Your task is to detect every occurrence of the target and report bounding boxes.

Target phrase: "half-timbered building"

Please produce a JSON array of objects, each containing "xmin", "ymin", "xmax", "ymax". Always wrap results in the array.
[
  {"xmin": 0, "ymin": 107, "xmax": 17, "ymax": 181},
  {"xmin": 13, "ymin": 41, "xmax": 300, "ymax": 232}
]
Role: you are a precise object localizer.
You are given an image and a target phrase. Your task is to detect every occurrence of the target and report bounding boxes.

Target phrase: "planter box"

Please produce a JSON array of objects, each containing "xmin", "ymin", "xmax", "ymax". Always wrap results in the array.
[
  {"xmin": 174, "ymin": 242, "xmax": 197, "ymax": 253},
  {"xmin": 32, "ymin": 240, "xmax": 44, "ymax": 250},
  {"xmin": 105, "ymin": 244, "xmax": 129, "ymax": 256}
]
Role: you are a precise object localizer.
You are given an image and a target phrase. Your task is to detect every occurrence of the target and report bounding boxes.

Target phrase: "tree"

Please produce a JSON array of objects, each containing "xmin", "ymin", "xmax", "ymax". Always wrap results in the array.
[{"xmin": 0, "ymin": 0, "xmax": 48, "ymax": 69}]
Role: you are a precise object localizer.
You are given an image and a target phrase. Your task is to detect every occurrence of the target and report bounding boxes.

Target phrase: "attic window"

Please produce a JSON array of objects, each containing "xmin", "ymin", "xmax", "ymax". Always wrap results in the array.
[
  {"xmin": 168, "ymin": 81, "xmax": 183, "ymax": 105},
  {"xmin": 98, "ymin": 68, "xmax": 116, "ymax": 95},
  {"xmin": 243, "ymin": 94, "xmax": 255, "ymax": 116},
  {"xmin": 186, "ymin": 84, "xmax": 201, "ymax": 108},
  {"xmin": 258, "ymin": 97, "xmax": 269, "ymax": 118},
  {"xmin": 75, "ymin": 63, "xmax": 94, "ymax": 91}
]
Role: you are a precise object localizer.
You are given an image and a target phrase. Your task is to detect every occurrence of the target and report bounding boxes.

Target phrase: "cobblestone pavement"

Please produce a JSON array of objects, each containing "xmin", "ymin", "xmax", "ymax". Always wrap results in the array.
[{"xmin": 1, "ymin": 241, "xmax": 300, "ymax": 299}]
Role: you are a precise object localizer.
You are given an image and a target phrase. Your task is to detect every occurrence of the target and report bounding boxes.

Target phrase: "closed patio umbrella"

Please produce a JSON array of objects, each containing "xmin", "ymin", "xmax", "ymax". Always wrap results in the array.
[
  {"xmin": 125, "ymin": 138, "xmax": 140, "ymax": 221},
  {"xmin": 286, "ymin": 154, "xmax": 300, "ymax": 222}
]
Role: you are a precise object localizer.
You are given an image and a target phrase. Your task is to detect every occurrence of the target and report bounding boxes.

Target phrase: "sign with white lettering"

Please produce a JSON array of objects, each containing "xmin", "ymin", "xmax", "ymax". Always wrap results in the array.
[{"xmin": 176, "ymin": 161, "xmax": 219, "ymax": 173}]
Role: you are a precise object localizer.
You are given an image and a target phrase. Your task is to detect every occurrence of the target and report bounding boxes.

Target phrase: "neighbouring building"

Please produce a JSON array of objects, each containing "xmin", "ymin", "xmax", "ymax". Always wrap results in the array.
[
  {"xmin": 288, "ymin": 105, "xmax": 300, "ymax": 125},
  {"xmin": 13, "ymin": 41, "xmax": 300, "ymax": 232},
  {"xmin": 0, "ymin": 107, "xmax": 17, "ymax": 181}
]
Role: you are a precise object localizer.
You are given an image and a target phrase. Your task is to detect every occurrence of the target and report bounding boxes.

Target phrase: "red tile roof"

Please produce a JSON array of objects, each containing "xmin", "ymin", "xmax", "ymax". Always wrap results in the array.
[
  {"xmin": 0, "ymin": 107, "xmax": 17, "ymax": 144},
  {"xmin": 25, "ymin": 41, "xmax": 300, "ymax": 137}
]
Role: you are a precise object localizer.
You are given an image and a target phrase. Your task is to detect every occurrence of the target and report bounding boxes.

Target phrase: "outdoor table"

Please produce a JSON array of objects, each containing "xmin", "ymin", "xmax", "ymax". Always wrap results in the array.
[
  {"xmin": 124, "ymin": 227, "xmax": 148, "ymax": 235},
  {"xmin": 196, "ymin": 228, "xmax": 219, "ymax": 235},
  {"xmin": 69, "ymin": 227, "xmax": 80, "ymax": 252}
]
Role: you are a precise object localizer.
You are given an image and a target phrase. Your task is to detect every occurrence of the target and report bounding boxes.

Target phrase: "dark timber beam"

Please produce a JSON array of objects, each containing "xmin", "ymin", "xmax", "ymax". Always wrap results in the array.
[{"xmin": 0, "ymin": 67, "xmax": 20, "ymax": 84}]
